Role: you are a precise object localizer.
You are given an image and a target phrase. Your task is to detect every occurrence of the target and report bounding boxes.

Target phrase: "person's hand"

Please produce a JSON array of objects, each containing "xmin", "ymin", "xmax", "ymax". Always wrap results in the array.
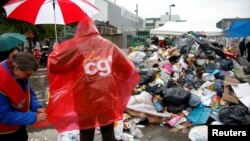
[
  {"xmin": 36, "ymin": 112, "xmax": 47, "ymax": 122},
  {"xmin": 37, "ymin": 108, "xmax": 46, "ymax": 113}
]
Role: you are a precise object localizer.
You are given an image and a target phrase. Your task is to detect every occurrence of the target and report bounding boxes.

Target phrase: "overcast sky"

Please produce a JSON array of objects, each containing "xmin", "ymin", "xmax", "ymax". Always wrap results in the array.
[{"xmin": 113, "ymin": 0, "xmax": 250, "ymax": 26}]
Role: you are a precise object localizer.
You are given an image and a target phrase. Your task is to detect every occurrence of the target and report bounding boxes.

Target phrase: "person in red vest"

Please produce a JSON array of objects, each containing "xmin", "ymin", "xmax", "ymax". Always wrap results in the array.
[{"xmin": 0, "ymin": 51, "xmax": 47, "ymax": 141}]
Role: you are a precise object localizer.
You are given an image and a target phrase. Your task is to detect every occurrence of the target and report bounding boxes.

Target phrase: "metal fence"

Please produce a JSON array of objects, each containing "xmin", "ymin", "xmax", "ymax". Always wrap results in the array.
[{"xmin": 102, "ymin": 31, "xmax": 134, "ymax": 49}]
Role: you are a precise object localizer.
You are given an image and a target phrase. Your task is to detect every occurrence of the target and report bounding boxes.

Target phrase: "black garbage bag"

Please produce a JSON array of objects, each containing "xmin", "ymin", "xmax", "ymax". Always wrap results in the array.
[
  {"xmin": 165, "ymin": 78, "xmax": 177, "ymax": 88},
  {"xmin": 243, "ymin": 66, "xmax": 250, "ymax": 75},
  {"xmin": 138, "ymin": 69, "xmax": 156, "ymax": 85},
  {"xmin": 209, "ymin": 45, "xmax": 227, "ymax": 59},
  {"xmin": 194, "ymin": 37, "xmax": 210, "ymax": 47},
  {"xmin": 134, "ymin": 62, "xmax": 156, "ymax": 85},
  {"xmin": 173, "ymin": 35, "xmax": 196, "ymax": 55},
  {"xmin": 194, "ymin": 37, "xmax": 227, "ymax": 59},
  {"xmin": 219, "ymin": 104, "xmax": 250, "ymax": 125},
  {"xmin": 146, "ymin": 83, "xmax": 165, "ymax": 97},
  {"xmin": 210, "ymin": 40, "xmax": 220, "ymax": 48},
  {"xmin": 210, "ymin": 40, "xmax": 224, "ymax": 49},
  {"xmin": 194, "ymin": 79, "xmax": 205, "ymax": 89},
  {"xmin": 162, "ymin": 87, "xmax": 191, "ymax": 113},
  {"xmin": 165, "ymin": 104, "xmax": 186, "ymax": 114}
]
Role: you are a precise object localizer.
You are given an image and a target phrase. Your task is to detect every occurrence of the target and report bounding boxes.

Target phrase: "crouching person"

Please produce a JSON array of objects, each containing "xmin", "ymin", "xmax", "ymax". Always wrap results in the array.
[{"xmin": 0, "ymin": 52, "xmax": 47, "ymax": 141}]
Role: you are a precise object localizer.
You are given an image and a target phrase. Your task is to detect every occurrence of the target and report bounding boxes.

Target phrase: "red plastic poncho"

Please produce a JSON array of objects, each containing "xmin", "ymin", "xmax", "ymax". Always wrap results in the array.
[{"xmin": 46, "ymin": 19, "xmax": 140, "ymax": 132}]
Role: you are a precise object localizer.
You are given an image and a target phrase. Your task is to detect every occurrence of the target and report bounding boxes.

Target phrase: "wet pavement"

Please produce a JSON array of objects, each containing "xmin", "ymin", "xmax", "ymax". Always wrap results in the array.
[
  {"xmin": 28, "ymin": 125, "xmax": 189, "ymax": 141},
  {"xmin": 28, "ymin": 68, "xmax": 189, "ymax": 141},
  {"xmin": 139, "ymin": 125, "xmax": 189, "ymax": 141}
]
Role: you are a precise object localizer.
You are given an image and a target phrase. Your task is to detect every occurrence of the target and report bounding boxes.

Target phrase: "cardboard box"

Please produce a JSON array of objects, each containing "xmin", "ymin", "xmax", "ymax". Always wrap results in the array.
[{"xmin": 222, "ymin": 77, "xmax": 240, "ymax": 104}]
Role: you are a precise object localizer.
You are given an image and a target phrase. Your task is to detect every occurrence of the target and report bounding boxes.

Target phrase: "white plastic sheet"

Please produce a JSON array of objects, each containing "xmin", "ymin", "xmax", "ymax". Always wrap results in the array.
[{"xmin": 126, "ymin": 91, "xmax": 170, "ymax": 118}]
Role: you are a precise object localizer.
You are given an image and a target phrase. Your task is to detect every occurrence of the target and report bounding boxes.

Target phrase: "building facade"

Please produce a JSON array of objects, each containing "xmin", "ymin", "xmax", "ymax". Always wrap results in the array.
[
  {"xmin": 92, "ymin": 0, "xmax": 144, "ymax": 33},
  {"xmin": 145, "ymin": 18, "xmax": 160, "ymax": 29},
  {"xmin": 216, "ymin": 18, "xmax": 236, "ymax": 30},
  {"xmin": 145, "ymin": 14, "xmax": 181, "ymax": 29},
  {"xmin": 94, "ymin": 20, "xmax": 117, "ymax": 35}
]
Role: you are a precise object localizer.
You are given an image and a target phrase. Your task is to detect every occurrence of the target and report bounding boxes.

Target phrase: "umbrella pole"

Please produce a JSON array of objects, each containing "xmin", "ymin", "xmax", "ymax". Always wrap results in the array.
[
  {"xmin": 54, "ymin": 23, "xmax": 57, "ymax": 43},
  {"xmin": 53, "ymin": 0, "xmax": 58, "ymax": 43}
]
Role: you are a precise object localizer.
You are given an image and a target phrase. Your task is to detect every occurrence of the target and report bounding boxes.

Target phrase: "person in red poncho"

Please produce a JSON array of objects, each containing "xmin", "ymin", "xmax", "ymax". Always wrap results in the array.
[{"xmin": 46, "ymin": 18, "xmax": 140, "ymax": 141}]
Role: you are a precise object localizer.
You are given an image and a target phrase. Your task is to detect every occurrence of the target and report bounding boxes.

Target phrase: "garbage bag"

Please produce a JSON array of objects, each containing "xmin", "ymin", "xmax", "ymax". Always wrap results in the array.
[
  {"xmin": 195, "ymin": 37, "xmax": 227, "ymax": 58},
  {"xmin": 138, "ymin": 69, "xmax": 156, "ymax": 85},
  {"xmin": 213, "ymin": 79, "xmax": 224, "ymax": 97},
  {"xmin": 220, "ymin": 58, "xmax": 233, "ymax": 71},
  {"xmin": 57, "ymin": 130, "xmax": 80, "ymax": 141},
  {"xmin": 162, "ymin": 87, "xmax": 191, "ymax": 113},
  {"xmin": 219, "ymin": 104, "xmax": 250, "ymax": 125},
  {"xmin": 194, "ymin": 37, "xmax": 210, "ymax": 48},
  {"xmin": 244, "ymin": 66, "xmax": 250, "ymax": 75},
  {"xmin": 46, "ymin": 19, "xmax": 140, "ymax": 132},
  {"xmin": 145, "ymin": 83, "xmax": 165, "ymax": 97},
  {"xmin": 205, "ymin": 63, "xmax": 218, "ymax": 73},
  {"xmin": 188, "ymin": 93, "xmax": 201, "ymax": 108},
  {"xmin": 188, "ymin": 125, "xmax": 208, "ymax": 141},
  {"xmin": 128, "ymin": 51, "xmax": 146, "ymax": 62},
  {"xmin": 163, "ymin": 88, "xmax": 191, "ymax": 105},
  {"xmin": 173, "ymin": 35, "xmax": 195, "ymax": 55},
  {"xmin": 184, "ymin": 71, "xmax": 197, "ymax": 89}
]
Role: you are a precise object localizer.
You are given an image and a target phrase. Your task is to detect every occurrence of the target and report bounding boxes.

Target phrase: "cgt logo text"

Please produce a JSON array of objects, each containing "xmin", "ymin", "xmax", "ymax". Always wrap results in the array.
[
  {"xmin": 212, "ymin": 129, "xmax": 246, "ymax": 137},
  {"xmin": 83, "ymin": 55, "xmax": 112, "ymax": 80}
]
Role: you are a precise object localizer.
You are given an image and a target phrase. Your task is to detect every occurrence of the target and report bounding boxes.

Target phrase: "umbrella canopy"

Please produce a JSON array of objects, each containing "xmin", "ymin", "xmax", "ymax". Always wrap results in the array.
[
  {"xmin": 3, "ymin": 0, "xmax": 100, "ymax": 41},
  {"xmin": 0, "ymin": 33, "xmax": 26, "ymax": 52},
  {"xmin": 3, "ymin": 0, "xmax": 99, "ymax": 25}
]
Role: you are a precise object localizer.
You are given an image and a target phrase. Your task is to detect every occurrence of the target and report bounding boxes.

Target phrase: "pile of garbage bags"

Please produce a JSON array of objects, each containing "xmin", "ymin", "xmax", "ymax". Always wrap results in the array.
[{"xmin": 124, "ymin": 31, "xmax": 250, "ymax": 140}]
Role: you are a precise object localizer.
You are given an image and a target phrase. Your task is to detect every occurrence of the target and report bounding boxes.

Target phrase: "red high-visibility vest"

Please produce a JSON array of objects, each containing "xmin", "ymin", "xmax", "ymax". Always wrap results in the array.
[{"xmin": 0, "ymin": 64, "xmax": 30, "ymax": 134}]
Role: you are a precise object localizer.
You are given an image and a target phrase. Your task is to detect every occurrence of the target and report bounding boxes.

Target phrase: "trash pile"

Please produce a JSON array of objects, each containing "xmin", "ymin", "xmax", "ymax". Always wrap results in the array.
[{"xmin": 121, "ymin": 31, "xmax": 250, "ymax": 141}]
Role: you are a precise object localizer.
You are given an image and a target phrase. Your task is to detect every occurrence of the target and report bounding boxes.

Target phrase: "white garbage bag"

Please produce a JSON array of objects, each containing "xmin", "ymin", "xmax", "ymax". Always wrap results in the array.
[
  {"xmin": 57, "ymin": 130, "xmax": 79, "ymax": 141},
  {"xmin": 128, "ymin": 51, "xmax": 146, "ymax": 62}
]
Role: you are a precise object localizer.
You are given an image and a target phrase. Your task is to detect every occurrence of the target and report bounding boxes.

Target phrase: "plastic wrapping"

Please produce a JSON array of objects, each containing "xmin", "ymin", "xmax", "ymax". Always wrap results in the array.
[{"xmin": 46, "ymin": 19, "xmax": 140, "ymax": 132}]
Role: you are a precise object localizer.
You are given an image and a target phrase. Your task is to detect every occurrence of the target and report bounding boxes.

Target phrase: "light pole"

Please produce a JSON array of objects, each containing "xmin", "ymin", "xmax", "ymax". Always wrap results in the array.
[
  {"xmin": 135, "ymin": 4, "xmax": 138, "ymax": 31},
  {"xmin": 169, "ymin": 4, "xmax": 175, "ymax": 21}
]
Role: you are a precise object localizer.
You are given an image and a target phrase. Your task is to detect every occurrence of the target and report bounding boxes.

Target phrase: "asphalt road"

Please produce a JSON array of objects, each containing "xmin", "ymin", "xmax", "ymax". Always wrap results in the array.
[{"xmin": 28, "ymin": 125, "xmax": 189, "ymax": 141}]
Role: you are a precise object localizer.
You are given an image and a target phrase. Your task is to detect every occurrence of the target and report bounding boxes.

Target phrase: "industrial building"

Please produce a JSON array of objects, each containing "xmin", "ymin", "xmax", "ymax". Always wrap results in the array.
[{"xmin": 92, "ymin": 0, "xmax": 144, "ymax": 33}]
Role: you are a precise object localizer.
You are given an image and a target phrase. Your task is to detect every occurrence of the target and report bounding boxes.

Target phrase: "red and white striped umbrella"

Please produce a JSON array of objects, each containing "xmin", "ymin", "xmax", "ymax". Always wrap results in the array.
[
  {"xmin": 4, "ymin": 0, "xmax": 99, "ymax": 24},
  {"xmin": 3, "ymin": 0, "xmax": 100, "ymax": 41}
]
